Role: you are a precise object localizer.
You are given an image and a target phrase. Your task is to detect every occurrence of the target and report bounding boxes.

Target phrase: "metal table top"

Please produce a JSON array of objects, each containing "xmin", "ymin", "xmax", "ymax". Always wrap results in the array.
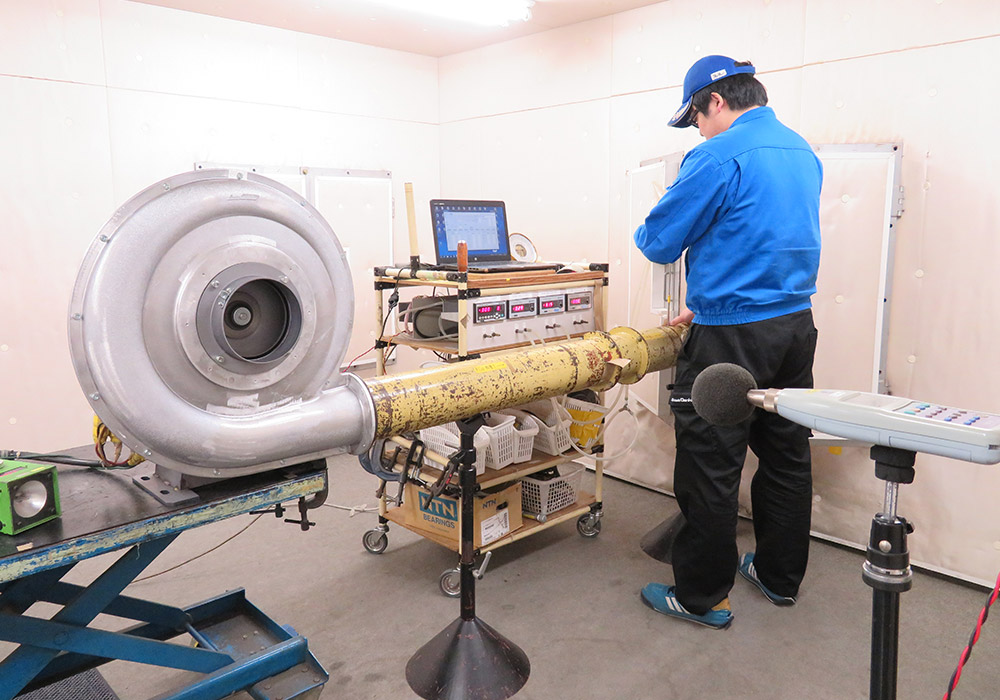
[{"xmin": 0, "ymin": 454, "xmax": 327, "ymax": 584}]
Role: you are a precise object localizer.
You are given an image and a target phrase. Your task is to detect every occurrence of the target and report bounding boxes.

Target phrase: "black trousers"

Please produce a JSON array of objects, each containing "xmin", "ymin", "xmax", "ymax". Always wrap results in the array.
[{"xmin": 669, "ymin": 309, "xmax": 817, "ymax": 614}]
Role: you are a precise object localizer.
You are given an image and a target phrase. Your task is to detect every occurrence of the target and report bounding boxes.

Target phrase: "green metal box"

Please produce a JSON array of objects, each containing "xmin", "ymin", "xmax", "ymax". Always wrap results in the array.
[{"xmin": 0, "ymin": 460, "xmax": 61, "ymax": 535}]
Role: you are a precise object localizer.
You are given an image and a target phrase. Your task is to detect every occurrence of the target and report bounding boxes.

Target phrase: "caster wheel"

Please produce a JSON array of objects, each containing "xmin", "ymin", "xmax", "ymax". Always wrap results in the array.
[
  {"xmin": 577, "ymin": 514, "xmax": 602, "ymax": 538},
  {"xmin": 362, "ymin": 529, "xmax": 389, "ymax": 554},
  {"xmin": 439, "ymin": 568, "xmax": 461, "ymax": 597}
]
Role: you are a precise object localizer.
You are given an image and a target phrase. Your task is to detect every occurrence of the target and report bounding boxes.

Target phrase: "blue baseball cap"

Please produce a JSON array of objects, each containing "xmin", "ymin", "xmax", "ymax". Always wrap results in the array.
[{"xmin": 669, "ymin": 55, "xmax": 756, "ymax": 128}]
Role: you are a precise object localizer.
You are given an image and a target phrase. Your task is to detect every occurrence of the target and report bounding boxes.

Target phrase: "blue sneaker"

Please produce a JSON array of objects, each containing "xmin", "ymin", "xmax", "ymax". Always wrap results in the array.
[
  {"xmin": 640, "ymin": 583, "xmax": 733, "ymax": 629},
  {"xmin": 738, "ymin": 553, "xmax": 796, "ymax": 606}
]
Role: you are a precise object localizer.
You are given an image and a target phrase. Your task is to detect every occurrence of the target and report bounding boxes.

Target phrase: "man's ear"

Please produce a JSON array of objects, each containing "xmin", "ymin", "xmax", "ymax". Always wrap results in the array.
[{"xmin": 710, "ymin": 92, "xmax": 726, "ymax": 114}]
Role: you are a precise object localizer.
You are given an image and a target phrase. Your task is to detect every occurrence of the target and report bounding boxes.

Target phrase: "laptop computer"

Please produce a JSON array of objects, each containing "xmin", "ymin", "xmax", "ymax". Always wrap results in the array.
[{"xmin": 430, "ymin": 199, "xmax": 562, "ymax": 273}]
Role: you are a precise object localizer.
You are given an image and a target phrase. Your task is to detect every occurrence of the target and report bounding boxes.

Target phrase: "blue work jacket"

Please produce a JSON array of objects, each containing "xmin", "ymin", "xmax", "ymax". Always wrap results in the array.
[{"xmin": 633, "ymin": 106, "xmax": 823, "ymax": 326}]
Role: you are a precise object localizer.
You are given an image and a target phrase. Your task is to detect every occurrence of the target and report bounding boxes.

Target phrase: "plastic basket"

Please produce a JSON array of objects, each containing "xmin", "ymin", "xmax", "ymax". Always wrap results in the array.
[
  {"xmin": 434, "ymin": 413, "xmax": 517, "ymax": 470},
  {"xmin": 520, "ymin": 463, "xmax": 584, "ymax": 522},
  {"xmin": 417, "ymin": 424, "xmax": 489, "ymax": 475},
  {"xmin": 496, "ymin": 410, "xmax": 540, "ymax": 463},
  {"xmin": 562, "ymin": 396, "xmax": 608, "ymax": 449},
  {"xmin": 511, "ymin": 400, "xmax": 573, "ymax": 455}
]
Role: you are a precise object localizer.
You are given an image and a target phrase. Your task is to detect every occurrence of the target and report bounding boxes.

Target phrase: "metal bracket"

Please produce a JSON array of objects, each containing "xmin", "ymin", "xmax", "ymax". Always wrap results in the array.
[{"xmin": 131, "ymin": 464, "xmax": 201, "ymax": 506}]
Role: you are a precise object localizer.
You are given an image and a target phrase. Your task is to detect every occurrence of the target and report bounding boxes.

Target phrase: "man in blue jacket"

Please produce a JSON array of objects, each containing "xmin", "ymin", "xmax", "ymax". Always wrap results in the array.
[{"xmin": 634, "ymin": 55, "xmax": 822, "ymax": 629}]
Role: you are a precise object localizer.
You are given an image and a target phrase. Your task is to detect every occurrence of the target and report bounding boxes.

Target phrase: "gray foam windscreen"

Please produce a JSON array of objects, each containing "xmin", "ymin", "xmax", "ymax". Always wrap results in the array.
[{"xmin": 691, "ymin": 363, "xmax": 758, "ymax": 425}]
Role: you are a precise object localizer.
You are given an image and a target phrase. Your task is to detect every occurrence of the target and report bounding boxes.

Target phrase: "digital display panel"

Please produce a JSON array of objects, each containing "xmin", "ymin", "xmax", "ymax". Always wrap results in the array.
[
  {"xmin": 538, "ymin": 295, "xmax": 565, "ymax": 314},
  {"xmin": 473, "ymin": 300, "xmax": 507, "ymax": 324},
  {"xmin": 508, "ymin": 298, "xmax": 536, "ymax": 318}
]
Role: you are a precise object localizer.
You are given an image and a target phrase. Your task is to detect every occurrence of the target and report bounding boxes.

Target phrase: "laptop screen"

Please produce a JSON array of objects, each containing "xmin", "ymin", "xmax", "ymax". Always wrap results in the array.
[{"xmin": 431, "ymin": 199, "xmax": 511, "ymax": 263}]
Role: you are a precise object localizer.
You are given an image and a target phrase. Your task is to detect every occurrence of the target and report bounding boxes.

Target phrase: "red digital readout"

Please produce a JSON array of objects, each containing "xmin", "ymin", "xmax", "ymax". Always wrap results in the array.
[
  {"xmin": 541, "ymin": 301, "xmax": 556, "ymax": 309},
  {"xmin": 569, "ymin": 297, "xmax": 582, "ymax": 306},
  {"xmin": 511, "ymin": 304, "xmax": 526, "ymax": 313}
]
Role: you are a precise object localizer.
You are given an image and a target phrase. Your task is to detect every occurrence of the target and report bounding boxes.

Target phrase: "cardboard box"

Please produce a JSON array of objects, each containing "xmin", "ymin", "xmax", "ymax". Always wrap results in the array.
[{"xmin": 403, "ymin": 481, "xmax": 522, "ymax": 548}]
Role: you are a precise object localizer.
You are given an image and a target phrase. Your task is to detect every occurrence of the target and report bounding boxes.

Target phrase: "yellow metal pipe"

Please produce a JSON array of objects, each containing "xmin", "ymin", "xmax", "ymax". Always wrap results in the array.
[{"xmin": 365, "ymin": 324, "xmax": 687, "ymax": 439}]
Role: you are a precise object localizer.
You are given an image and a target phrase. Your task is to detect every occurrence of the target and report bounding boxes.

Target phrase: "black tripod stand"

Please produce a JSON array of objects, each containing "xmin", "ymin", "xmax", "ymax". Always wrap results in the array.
[
  {"xmin": 406, "ymin": 414, "xmax": 530, "ymax": 700},
  {"xmin": 863, "ymin": 445, "xmax": 917, "ymax": 700}
]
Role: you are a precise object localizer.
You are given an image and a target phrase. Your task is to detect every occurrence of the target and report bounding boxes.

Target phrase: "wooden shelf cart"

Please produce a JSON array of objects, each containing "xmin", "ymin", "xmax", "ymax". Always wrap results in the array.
[{"xmin": 362, "ymin": 265, "xmax": 610, "ymax": 595}]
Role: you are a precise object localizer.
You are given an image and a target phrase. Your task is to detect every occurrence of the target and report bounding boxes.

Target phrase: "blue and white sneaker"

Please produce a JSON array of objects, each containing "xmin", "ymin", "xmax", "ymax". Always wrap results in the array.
[
  {"xmin": 738, "ymin": 553, "xmax": 796, "ymax": 606},
  {"xmin": 640, "ymin": 583, "xmax": 733, "ymax": 629}
]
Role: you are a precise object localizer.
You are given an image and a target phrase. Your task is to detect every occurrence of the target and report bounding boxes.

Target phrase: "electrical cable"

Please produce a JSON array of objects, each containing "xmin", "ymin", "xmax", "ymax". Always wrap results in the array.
[
  {"xmin": 373, "ymin": 270, "xmax": 404, "ymax": 365},
  {"xmin": 322, "ymin": 502, "xmax": 378, "ymax": 516},
  {"xmin": 555, "ymin": 388, "xmax": 641, "ymax": 462},
  {"xmin": 131, "ymin": 498, "xmax": 378, "ymax": 584},
  {"xmin": 344, "ymin": 343, "xmax": 377, "ymax": 370},
  {"xmin": 132, "ymin": 513, "xmax": 264, "ymax": 583},
  {"xmin": 93, "ymin": 417, "xmax": 144, "ymax": 468},
  {"xmin": 0, "ymin": 449, "xmax": 131, "ymax": 470},
  {"xmin": 943, "ymin": 567, "xmax": 1000, "ymax": 699}
]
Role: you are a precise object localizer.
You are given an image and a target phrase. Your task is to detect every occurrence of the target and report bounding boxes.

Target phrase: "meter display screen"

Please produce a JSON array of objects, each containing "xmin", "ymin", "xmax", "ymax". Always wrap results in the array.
[
  {"xmin": 538, "ymin": 295, "xmax": 565, "ymax": 315},
  {"xmin": 567, "ymin": 293, "xmax": 592, "ymax": 310},
  {"xmin": 473, "ymin": 301, "xmax": 507, "ymax": 324},
  {"xmin": 508, "ymin": 299, "xmax": 537, "ymax": 318}
]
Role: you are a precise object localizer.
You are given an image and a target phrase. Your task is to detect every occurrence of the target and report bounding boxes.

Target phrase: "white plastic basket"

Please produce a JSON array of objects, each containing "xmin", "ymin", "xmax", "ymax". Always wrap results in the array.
[
  {"xmin": 417, "ymin": 424, "xmax": 489, "ymax": 475},
  {"xmin": 520, "ymin": 463, "xmax": 584, "ymax": 522},
  {"xmin": 495, "ymin": 410, "xmax": 540, "ymax": 463},
  {"xmin": 510, "ymin": 400, "xmax": 573, "ymax": 455},
  {"xmin": 426, "ymin": 413, "xmax": 517, "ymax": 470}
]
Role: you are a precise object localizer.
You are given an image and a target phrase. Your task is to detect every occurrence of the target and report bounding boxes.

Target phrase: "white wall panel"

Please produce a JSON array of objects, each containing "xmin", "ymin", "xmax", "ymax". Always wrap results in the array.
[
  {"xmin": 297, "ymin": 109, "xmax": 440, "ymax": 265},
  {"xmin": 0, "ymin": 75, "xmax": 114, "ymax": 453},
  {"xmin": 106, "ymin": 88, "xmax": 306, "ymax": 203},
  {"xmin": 296, "ymin": 32, "xmax": 439, "ymax": 124},
  {"xmin": 799, "ymin": 37, "xmax": 1000, "ymax": 583},
  {"xmin": 0, "ymin": 0, "xmax": 105, "ymax": 84},
  {"xmin": 439, "ymin": 17, "xmax": 613, "ymax": 123},
  {"xmin": 469, "ymin": 101, "xmax": 610, "ymax": 264},
  {"xmin": 611, "ymin": 0, "xmax": 807, "ymax": 95},
  {"xmin": 804, "ymin": 0, "xmax": 1000, "ymax": 64},
  {"xmin": 440, "ymin": 119, "xmax": 484, "ymax": 195},
  {"xmin": 99, "ymin": 0, "xmax": 301, "ymax": 107},
  {"xmin": 101, "ymin": 0, "xmax": 439, "ymax": 122},
  {"xmin": 800, "ymin": 40, "xmax": 1000, "ymax": 409}
]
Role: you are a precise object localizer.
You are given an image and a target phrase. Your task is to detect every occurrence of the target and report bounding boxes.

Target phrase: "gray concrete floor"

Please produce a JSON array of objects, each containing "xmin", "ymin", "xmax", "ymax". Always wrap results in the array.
[{"xmin": 68, "ymin": 453, "xmax": 999, "ymax": 699}]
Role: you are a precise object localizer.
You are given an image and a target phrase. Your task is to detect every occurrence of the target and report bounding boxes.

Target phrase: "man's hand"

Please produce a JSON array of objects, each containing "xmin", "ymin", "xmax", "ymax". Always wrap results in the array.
[{"xmin": 666, "ymin": 308, "xmax": 695, "ymax": 326}]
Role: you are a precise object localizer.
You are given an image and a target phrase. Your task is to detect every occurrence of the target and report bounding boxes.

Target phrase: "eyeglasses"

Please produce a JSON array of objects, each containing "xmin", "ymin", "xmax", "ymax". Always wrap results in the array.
[{"xmin": 688, "ymin": 109, "xmax": 700, "ymax": 128}]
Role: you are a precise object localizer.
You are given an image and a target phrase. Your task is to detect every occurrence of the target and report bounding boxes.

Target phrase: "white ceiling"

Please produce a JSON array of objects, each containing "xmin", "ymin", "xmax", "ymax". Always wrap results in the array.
[{"xmin": 129, "ymin": 0, "xmax": 663, "ymax": 57}]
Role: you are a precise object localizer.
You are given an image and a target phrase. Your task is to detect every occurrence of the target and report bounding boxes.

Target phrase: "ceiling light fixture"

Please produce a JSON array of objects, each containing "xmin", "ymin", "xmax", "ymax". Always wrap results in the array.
[{"xmin": 367, "ymin": 0, "xmax": 534, "ymax": 27}]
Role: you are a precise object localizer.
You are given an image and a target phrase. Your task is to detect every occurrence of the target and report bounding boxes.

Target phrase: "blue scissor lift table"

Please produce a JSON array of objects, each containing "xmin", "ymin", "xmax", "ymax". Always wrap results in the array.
[{"xmin": 0, "ymin": 455, "xmax": 330, "ymax": 700}]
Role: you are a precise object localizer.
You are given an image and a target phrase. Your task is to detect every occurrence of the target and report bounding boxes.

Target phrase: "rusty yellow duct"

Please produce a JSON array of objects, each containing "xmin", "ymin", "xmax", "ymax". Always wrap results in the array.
[{"xmin": 365, "ymin": 324, "xmax": 687, "ymax": 439}]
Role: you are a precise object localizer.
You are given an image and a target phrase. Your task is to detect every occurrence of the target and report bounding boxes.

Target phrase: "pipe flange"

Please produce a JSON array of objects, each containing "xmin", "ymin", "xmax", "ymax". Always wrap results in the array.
[{"xmin": 164, "ymin": 247, "xmax": 318, "ymax": 392}]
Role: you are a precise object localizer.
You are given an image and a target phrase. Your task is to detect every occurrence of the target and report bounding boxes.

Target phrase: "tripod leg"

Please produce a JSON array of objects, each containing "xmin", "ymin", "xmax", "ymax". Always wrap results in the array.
[{"xmin": 870, "ymin": 589, "xmax": 900, "ymax": 700}]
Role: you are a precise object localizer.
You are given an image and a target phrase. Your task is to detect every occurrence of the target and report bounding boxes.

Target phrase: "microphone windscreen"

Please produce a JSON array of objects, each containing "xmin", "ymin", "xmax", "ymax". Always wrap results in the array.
[{"xmin": 691, "ymin": 363, "xmax": 758, "ymax": 426}]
